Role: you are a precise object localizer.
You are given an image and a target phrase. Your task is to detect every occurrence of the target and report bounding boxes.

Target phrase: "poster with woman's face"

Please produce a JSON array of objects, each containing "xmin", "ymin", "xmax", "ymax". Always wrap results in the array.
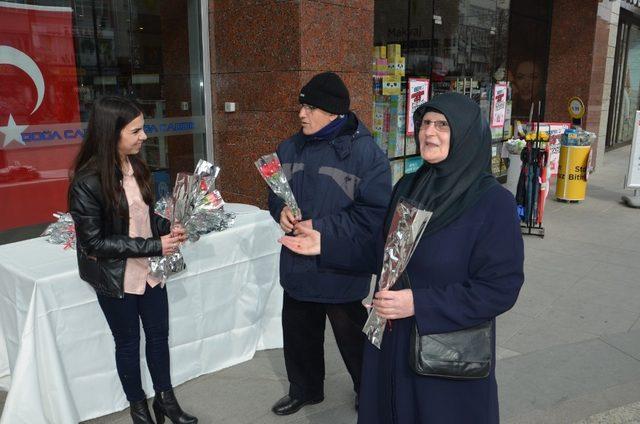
[
  {"xmin": 509, "ymin": 59, "xmax": 543, "ymax": 118},
  {"xmin": 506, "ymin": 1, "xmax": 551, "ymax": 119}
]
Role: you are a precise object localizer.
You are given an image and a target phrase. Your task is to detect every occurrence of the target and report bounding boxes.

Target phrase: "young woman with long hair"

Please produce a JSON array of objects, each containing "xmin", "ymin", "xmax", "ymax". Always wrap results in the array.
[{"xmin": 68, "ymin": 96, "xmax": 197, "ymax": 424}]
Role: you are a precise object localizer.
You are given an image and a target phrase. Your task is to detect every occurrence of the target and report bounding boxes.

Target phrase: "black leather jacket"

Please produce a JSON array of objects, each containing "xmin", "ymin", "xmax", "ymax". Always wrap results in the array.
[{"xmin": 69, "ymin": 167, "xmax": 171, "ymax": 298}]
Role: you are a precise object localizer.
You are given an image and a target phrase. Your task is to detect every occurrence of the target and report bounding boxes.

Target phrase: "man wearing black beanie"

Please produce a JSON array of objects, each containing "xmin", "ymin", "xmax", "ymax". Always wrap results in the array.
[
  {"xmin": 267, "ymin": 72, "xmax": 392, "ymax": 416},
  {"xmin": 298, "ymin": 71, "xmax": 350, "ymax": 115}
]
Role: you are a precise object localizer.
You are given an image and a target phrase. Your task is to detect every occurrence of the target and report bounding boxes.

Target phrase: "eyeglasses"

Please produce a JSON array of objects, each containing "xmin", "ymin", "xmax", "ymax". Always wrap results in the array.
[
  {"xmin": 419, "ymin": 119, "xmax": 450, "ymax": 132},
  {"xmin": 300, "ymin": 104, "xmax": 317, "ymax": 112}
]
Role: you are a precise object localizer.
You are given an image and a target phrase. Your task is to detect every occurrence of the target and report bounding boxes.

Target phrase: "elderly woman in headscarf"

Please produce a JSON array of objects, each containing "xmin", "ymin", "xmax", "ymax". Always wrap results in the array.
[{"xmin": 280, "ymin": 92, "xmax": 524, "ymax": 423}]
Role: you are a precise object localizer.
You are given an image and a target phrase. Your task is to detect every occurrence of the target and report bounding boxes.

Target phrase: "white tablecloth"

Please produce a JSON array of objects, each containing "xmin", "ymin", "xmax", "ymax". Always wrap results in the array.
[{"xmin": 0, "ymin": 209, "xmax": 283, "ymax": 423}]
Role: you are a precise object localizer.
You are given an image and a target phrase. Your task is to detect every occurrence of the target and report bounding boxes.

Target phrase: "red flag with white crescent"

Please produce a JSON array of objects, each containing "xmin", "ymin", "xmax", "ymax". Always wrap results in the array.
[{"xmin": 0, "ymin": 1, "xmax": 81, "ymax": 230}]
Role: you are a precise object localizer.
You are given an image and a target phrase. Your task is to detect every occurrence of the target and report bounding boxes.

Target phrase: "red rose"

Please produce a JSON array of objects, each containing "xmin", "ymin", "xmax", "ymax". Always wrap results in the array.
[{"xmin": 261, "ymin": 161, "xmax": 280, "ymax": 178}]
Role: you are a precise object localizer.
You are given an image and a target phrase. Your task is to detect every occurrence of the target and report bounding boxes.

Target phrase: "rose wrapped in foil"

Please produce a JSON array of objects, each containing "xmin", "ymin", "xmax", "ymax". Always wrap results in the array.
[
  {"xmin": 255, "ymin": 153, "xmax": 301, "ymax": 220},
  {"xmin": 150, "ymin": 160, "xmax": 236, "ymax": 281},
  {"xmin": 172, "ymin": 171, "xmax": 197, "ymax": 225},
  {"xmin": 154, "ymin": 197, "xmax": 172, "ymax": 220},
  {"xmin": 182, "ymin": 163, "xmax": 235, "ymax": 241},
  {"xmin": 148, "ymin": 250, "xmax": 185, "ymax": 282},
  {"xmin": 41, "ymin": 212, "xmax": 76, "ymax": 249},
  {"xmin": 187, "ymin": 208, "xmax": 236, "ymax": 238},
  {"xmin": 149, "ymin": 175, "xmax": 191, "ymax": 281},
  {"xmin": 362, "ymin": 200, "xmax": 432, "ymax": 349},
  {"xmin": 193, "ymin": 175, "xmax": 224, "ymax": 212},
  {"xmin": 194, "ymin": 158, "xmax": 219, "ymax": 179},
  {"xmin": 154, "ymin": 168, "xmax": 235, "ymax": 242}
]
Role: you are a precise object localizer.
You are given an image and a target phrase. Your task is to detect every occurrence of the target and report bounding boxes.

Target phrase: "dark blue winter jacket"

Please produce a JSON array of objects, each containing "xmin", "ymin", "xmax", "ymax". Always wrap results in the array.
[{"xmin": 268, "ymin": 113, "xmax": 392, "ymax": 303}]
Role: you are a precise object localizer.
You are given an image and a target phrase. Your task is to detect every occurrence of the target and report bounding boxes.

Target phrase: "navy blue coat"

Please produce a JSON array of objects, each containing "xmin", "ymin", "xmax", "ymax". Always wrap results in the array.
[
  {"xmin": 268, "ymin": 114, "xmax": 392, "ymax": 303},
  {"xmin": 344, "ymin": 184, "xmax": 524, "ymax": 424}
]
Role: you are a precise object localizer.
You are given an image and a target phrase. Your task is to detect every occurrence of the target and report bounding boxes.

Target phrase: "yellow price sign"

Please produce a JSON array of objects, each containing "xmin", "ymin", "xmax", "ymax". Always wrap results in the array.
[{"xmin": 568, "ymin": 97, "xmax": 585, "ymax": 119}]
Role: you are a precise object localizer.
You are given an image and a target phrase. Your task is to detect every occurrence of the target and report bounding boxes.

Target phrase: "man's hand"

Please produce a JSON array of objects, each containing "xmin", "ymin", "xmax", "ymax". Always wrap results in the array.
[
  {"xmin": 372, "ymin": 289, "xmax": 415, "ymax": 319},
  {"xmin": 279, "ymin": 206, "xmax": 298, "ymax": 233},
  {"xmin": 279, "ymin": 225, "xmax": 321, "ymax": 255},
  {"xmin": 293, "ymin": 219, "xmax": 312, "ymax": 235}
]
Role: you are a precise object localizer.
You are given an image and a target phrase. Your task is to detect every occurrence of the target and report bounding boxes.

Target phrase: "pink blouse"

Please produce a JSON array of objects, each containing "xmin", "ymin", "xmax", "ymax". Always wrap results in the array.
[{"xmin": 122, "ymin": 161, "xmax": 162, "ymax": 294}]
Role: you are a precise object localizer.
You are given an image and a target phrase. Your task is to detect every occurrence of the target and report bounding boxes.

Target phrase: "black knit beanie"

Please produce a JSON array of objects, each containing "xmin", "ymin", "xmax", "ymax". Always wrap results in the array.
[{"xmin": 299, "ymin": 72, "xmax": 350, "ymax": 115}]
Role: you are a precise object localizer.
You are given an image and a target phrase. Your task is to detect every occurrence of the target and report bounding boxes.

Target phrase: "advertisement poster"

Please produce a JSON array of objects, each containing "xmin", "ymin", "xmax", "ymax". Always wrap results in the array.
[
  {"xmin": 406, "ymin": 78, "xmax": 429, "ymax": 136},
  {"xmin": 491, "ymin": 82, "xmax": 508, "ymax": 129}
]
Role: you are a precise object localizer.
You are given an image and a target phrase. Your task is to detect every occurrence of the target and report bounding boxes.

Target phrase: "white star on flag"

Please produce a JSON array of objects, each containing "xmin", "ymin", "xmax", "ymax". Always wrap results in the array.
[{"xmin": 1, "ymin": 114, "xmax": 28, "ymax": 147}]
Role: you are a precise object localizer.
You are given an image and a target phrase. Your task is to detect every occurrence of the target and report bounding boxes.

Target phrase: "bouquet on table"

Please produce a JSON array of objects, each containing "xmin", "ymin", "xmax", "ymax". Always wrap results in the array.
[
  {"xmin": 362, "ymin": 200, "xmax": 432, "ymax": 349},
  {"xmin": 150, "ymin": 159, "xmax": 236, "ymax": 281},
  {"xmin": 255, "ymin": 153, "xmax": 301, "ymax": 220},
  {"xmin": 41, "ymin": 212, "xmax": 76, "ymax": 249}
]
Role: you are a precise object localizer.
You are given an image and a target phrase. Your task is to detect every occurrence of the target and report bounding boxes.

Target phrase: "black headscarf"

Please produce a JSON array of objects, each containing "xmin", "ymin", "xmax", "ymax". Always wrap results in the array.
[{"xmin": 389, "ymin": 92, "xmax": 498, "ymax": 237}]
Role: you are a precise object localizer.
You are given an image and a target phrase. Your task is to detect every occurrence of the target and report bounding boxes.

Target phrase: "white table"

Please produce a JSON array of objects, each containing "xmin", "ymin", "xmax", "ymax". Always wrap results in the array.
[{"xmin": 0, "ymin": 208, "xmax": 283, "ymax": 423}]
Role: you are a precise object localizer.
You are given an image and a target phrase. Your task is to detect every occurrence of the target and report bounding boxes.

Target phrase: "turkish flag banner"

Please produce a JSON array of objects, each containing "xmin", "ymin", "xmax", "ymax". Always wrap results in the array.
[{"xmin": 0, "ymin": 1, "xmax": 81, "ymax": 231}]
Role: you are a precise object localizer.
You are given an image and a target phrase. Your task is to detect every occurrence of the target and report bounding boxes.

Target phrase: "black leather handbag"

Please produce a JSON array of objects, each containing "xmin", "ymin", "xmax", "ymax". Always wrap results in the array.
[
  {"xmin": 409, "ymin": 321, "xmax": 492, "ymax": 379},
  {"xmin": 403, "ymin": 273, "xmax": 493, "ymax": 379}
]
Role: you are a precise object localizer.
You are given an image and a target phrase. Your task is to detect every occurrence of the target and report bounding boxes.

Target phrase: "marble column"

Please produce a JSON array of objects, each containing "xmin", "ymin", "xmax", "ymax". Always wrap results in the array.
[
  {"xmin": 209, "ymin": 0, "xmax": 374, "ymax": 205},
  {"xmin": 545, "ymin": 0, "xmax": 618, "ymax": 168}
]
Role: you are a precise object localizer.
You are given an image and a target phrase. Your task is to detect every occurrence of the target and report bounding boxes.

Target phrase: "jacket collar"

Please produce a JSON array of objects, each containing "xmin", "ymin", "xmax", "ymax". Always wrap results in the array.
[{"xmin": 293, "ymin": 113, "xmax": 367, "ymax": 160}]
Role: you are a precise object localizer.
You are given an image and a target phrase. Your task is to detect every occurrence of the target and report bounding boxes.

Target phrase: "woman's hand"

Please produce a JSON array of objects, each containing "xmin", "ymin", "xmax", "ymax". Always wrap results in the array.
[
  {"xmin": 279, "ymin": 206, "xmax": 298, "ymax": 233},
  {"xmin": 161, "ymin": 233, "xmax": 182, "ymax": 256},
  {"xmin": 171, "ymin": 223, "xmax": 188, "ymax": 242},
  {"xmin": 279, "ymin": 224, "xmax": 321, "ymax": 255},
  {"xmin": 372, "ymin": 289, "xmax": 415, "ymax": 319}
]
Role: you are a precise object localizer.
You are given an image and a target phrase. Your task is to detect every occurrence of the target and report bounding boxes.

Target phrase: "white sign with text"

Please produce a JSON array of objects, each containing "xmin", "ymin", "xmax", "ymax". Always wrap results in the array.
[
  {"xmin": 406, "ymin": 78, "xmax": 430, "ymax": 136},
  {"xmin": 626, "ymin": 110, "xmax": 640, "ymax": 189}
]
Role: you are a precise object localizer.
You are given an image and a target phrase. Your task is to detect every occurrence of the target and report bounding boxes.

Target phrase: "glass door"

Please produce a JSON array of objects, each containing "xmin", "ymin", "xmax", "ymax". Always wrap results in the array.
[{"xmin": 607, "ymin": 11, "xmax": 640, "ymax": 149}]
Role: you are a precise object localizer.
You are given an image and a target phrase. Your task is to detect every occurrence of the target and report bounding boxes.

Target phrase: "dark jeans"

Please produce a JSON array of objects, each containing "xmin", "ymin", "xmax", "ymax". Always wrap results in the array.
[
  {"xmin": 97, "ymin": 284, "xmax": 172, "ymax": 402},
  {"xmin": 282, "ymin": 291, "xmax": 368, "ymax": 400}
]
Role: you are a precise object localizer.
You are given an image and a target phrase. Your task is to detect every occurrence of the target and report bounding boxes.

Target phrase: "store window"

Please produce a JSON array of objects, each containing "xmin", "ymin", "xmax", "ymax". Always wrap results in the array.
[
  {"xmin": 0, "ymin": 0, "xmax": 208, "ymax": 243},
  {"xmin": 506, "ymin": 0, "xmax": 552, "ymax": 119},
  {"xmin": 373, "ymin": 0, "xmax": 512, "ymax": 183},
  {"xmin": 607, "ymin": 9, "xmax": 640, "ymax": 149}
]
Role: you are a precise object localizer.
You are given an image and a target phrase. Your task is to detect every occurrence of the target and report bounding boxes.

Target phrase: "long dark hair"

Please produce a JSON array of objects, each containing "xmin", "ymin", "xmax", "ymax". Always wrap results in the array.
[{"xmin": 69, "ymin": 96, "xmax": 154, "ymax": 216}]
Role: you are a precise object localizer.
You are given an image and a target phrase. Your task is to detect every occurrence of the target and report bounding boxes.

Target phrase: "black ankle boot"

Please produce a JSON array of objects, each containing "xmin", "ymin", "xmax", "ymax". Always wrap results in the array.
[
  {"xmin": 130, "ymin": 399, "xmax": 155, "ymax": 424},
  {"xmin": 152, "ymin": 389, "xmax": 197, "ymax": 424}
]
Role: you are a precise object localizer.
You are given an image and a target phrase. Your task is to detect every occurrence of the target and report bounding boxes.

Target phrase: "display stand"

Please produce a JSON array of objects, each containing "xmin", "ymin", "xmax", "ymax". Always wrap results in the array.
[{"xmin": 516, "ymin": 105, "xmax": 548, "ymax": 238}]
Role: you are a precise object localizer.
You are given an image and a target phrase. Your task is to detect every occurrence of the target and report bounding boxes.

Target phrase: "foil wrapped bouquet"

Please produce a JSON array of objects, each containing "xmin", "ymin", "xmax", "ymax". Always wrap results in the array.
[
  {"xmin": 255, "ymin": 153, "xmax": 301, "ymax": 220},
  {"xmin": 150, "ymin": 159, "xmax": 236, "ymax": 281},
  {"xmin": 41, "ymin": 212, "xmax": 76, "ymax": 249},
  {"xmin": 362, "ymin": 199, "xmax": 432, "ymax": 349}
]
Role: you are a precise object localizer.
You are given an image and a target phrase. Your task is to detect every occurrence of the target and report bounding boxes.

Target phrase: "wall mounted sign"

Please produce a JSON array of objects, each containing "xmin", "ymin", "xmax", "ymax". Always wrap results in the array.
[{"xmin": 568, "ymin": 97, "xmax": 586, "ymax": 119}]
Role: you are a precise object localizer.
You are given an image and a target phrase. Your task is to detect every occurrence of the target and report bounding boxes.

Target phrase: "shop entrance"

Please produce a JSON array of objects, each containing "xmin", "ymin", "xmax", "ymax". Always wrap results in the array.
[{"xmin": 607, "ymin": 10, "xmax": 640, "ymax": 150}]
